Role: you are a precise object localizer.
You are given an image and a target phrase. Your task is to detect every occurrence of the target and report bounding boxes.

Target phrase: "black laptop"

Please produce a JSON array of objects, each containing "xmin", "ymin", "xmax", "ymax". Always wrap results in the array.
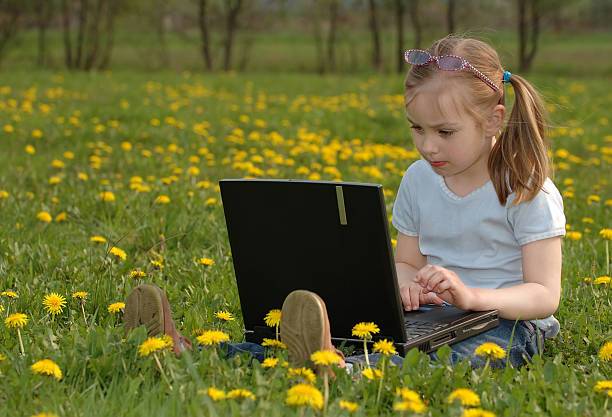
[{"xmin": 219, "ymin": 179, "xmax": 498, "ymax": 355}]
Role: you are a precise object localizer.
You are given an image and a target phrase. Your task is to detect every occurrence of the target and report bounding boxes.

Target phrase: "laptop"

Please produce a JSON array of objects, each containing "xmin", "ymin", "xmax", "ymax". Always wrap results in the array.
[{"xmin": 219, "ymin": 179, "xmax": 498, "ymax": 355}]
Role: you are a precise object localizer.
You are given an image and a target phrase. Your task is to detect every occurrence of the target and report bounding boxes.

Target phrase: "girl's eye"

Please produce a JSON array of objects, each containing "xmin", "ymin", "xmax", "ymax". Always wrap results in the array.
[
  {"xmin": 439, "ymin": 130, "xmax": 454, "ymax": 136},
  {"xmin": 410, "ymin": 125, "xmax": 423, "ymax": 133}
]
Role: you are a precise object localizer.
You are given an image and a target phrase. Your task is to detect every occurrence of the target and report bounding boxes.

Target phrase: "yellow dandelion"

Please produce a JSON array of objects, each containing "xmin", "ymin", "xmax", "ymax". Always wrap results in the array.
[
  {"xmin": 5, "ymin": 313, "xmax": 28, "ymax": 328},
  {"xmin": 462, "ymin": 409, "xmax": 496, "ymax": 417},
  {"xmin": 264, "ymin": 309, "xmax": 281, "ymax": 327},
  {"xmin": 214, "ymin": 311, "xmax": 235, "ymax": 321},
  {"xmin": 310, "ymin": 350, "xmax": 342, "ymax": 367},
  {"xmin": 72, "ymin": 292, "xmax": 88, "ymax": 300},
  {"xmin": 396, "ymin": 387, "xmax": 422, "ymax": 403},
  {"xmin": 199, "ymin": 257, "xmax": 214, "ymax": 266},
  {"xmin": 43, "ymin": 293, "xmax": 66, "ymax": 316},
  {"xmin": 30, "ymin": 359, "xmax": 62, "ymax": 380},
  {"xmin": 196, "ymin": 330, "xmax": 229, "ymax": 346},
  {"xmin": 0, "ymin": 190, "xmax": 8, "ymax": 199},
  {"xmin": 351, "ymin": 322, "xmax": 380, "ymax": 339},
  {"xmin": 90, "ymin": 235, "xmax": 106, "ymax": 243},
  {"xmin": 205, "ymin": 197, "xmax": 217, "ymax": 205},
  {"xmin": 599, "ymin": 342, "xmax": 612, "ymax": 361},
  {"xmin": 362, "ymin": 368, "xmax": 382, "ymax": 380},
  {"xmin": 261, "ymin": 338, "xmax": 287, "ymax": 349},
  {"xmin": 1, "ymin": 290, "xmax": 18, "ymax": 298},
  {"xmin": 99, "ymin": 191, "xmax": 115, "ymax": 202},
  {"xmin": 54, "ymin": 212, "xmax": 67, "ymax": 222},
  {"xmin": 48, "ymin": 176, "xmax": 61, "ymax": 185},
  {"xmin": 227, "ymin": 389, "xmax": 255, "ymax": 400},
  {"xmin": 138, "ymin": 337, "xmax": 168, "ymax": 356},
  {"xmin": 129, "ymin": 270, "xmax": 147, "ymax": 279},
  {"xmin": 594, "ymin": 276, "xmax": 611, "ymax": 285},
  {"xmin": 110, "ymin": 246, "xmax": 127, "ymax": 260},
  {"xmin": 150, "ymin": 260, "xmax": 164, "ymax": 269},
  {"xmin": 448, "ymin": 388, "xmax": 481, "ymax": 407},
  {"xmin": 286, "ymin": 383, "xmax": 323, "ymax": 409},
  {"xmin": 339, "ymin": 400, "xmax": 359, "ymax": 412},
  {"xmin": 261, "ymin": 357, "xmax": 279, "ymax": 368},
  {"xmin": 394, "ymin": 399, "xmax": 427, "ymax": 413},
  {"xmin": 600, "ymin": 229, "xmax": 612, "ymax": 240},
  {"xmin": 565, "ymin": 231, "xmax": 582, "ymax": 240},
  {"xmin": 594, "ymin": 380, "xmax": 612, "ymax": 394},
  {"xmin": 288, "ymin": 367, "xmax": 317, "ymax": 384},
  {"xmin": 154, "ymin": 195, "xmax": 170, "ymax": 204},
  {"xmin": 37, "ymin": 211, "xmax": 52, "ymax": 222},
  {"xmin": 108, "ymin": 302, "xmax": 125, "ymax": 313},
  {"xmin": 25, "ymin": 144, "xmax": 35, "ymax": 154},
  {"xmin": 205, "ymin": 386, "xmax": 226, "ymax": 401},
  {"xmin": 474, "ymin": 342, "xmax": 506, "ymax": 360},
  {"xmin": 373, "ymin": 339, "xmax": 397, "ymax": 356}
]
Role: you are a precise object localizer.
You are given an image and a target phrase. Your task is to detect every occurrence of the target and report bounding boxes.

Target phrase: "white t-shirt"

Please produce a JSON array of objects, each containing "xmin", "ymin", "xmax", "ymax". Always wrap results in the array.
[{"xmin": 392, "ymin": 159, "xmax": 566, "ymax": 336}]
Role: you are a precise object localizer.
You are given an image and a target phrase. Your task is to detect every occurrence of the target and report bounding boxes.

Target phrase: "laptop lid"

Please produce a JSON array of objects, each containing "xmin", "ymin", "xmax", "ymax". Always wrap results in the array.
[{"xmin": 219, "ymin": 179, "xmax": 409, "ymax": 344}]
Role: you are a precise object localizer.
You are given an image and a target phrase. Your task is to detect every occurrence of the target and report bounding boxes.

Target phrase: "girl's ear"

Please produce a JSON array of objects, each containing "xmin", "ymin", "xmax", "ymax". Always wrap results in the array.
[{"xmin": 485, "ymin": 104, "xmax": 506, "ymax": 137}]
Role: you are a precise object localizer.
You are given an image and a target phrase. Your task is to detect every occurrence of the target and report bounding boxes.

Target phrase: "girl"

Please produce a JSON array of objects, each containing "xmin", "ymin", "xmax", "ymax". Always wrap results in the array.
[{"xmin": 393, "ymin": 35, "xmax": 565, "ymax": 367}]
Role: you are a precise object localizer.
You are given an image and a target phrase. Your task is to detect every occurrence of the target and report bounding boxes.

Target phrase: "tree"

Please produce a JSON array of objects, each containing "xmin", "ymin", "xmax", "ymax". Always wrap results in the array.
[
  {"xmin": 35, "ymin": 0, "xmax": 54, "ymax": 67},
  {"xmin": 367, "ymin": 0, "xmax": 382, "ymax": 72},
  {"xmin": 447, "ymin": 0, "xmax": 455, "ymax": 34},
  {"xmin": 198, "ymin": 0, "xmax": 213, "ymax": 70},
  {"xmin": 222, "ymin": 0, "xmax": 243, "ymax": 71},
  {"xmin": 517, "ymin": 0, "xmax": 540, "ymax": 72},
  {"xmin": 0, "ymin": 0, "xmax": 24, "ymax": 66},
  {"xmin": 394, "ymin": 0, "xmax": 405, "ymax": 73},
  {"xmin": 409, "ymin": 0, "xmax": 422, "ymax": 49},
  {"xmin": 61, "ymin": 0, "xmax": 119, "ymax": 70}
]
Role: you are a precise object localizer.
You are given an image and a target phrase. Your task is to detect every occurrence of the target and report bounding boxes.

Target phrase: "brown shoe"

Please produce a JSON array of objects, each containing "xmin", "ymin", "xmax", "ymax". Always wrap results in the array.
[
  {"xmin": 124, "ymin": 284, "xmax": 192, "ymax": 355},
  {"xmin": 280, "ymin": 290, "xmax": 345, "ymax": 370}
]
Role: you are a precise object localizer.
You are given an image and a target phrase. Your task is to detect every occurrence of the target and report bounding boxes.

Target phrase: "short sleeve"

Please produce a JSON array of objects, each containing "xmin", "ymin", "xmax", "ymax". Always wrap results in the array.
[
  {"xmin": 508, "ymin": 179, "xmax": 566, "ymax": 246},
  {"xmin": 392, "ymin": 163, "xmax": 420, "ymax": 237}
]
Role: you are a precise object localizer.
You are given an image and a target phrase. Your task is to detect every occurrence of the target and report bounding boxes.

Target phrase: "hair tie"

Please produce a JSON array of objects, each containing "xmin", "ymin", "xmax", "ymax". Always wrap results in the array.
[{"xmin": 503, "ymin": 71, "xmax": 512, "ymax": 83}]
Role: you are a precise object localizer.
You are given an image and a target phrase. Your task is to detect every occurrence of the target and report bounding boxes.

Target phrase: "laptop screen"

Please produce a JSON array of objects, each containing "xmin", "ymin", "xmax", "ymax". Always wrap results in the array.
[{"xmin": 220, "ymin": 179, "xmax": 407, "ymax": 344}]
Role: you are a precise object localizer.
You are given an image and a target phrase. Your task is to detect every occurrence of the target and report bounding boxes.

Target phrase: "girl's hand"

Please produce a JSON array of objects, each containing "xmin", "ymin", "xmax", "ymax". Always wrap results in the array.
[
  {"xmin": 415, "ymin": 265, "xmax": 475, "ymax": 310},
  {"xmin": 398, "ymin": 281, "xmax": 445, "ymax": 311}
]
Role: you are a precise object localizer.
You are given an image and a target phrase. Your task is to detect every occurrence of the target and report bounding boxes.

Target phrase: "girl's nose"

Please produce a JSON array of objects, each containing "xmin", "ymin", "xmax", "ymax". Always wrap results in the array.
[{"xmin": 421, "ymin": 136, "xmax": 439, "ymax": 155}]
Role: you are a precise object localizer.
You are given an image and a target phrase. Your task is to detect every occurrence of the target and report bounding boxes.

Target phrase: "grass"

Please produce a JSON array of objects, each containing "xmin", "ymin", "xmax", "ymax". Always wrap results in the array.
[{"xmin": 0, "ymin": 35, "xmax": 610, "ymax": 416}]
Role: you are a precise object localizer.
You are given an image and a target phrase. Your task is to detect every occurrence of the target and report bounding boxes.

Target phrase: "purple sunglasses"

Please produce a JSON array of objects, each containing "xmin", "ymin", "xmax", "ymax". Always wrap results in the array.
[{"xmin": 405, "ymin": 49, "xmax": 500, "ymax": 92}]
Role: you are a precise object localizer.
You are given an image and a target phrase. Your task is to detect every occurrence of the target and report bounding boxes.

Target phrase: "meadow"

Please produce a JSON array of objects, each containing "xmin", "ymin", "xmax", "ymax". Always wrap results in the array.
[{"xmin": 0, "ymin": 36, "xmax": 611, "ymax": 416}]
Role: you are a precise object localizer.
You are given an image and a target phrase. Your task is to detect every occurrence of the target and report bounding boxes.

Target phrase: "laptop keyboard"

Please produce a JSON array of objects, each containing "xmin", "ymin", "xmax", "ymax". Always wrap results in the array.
[{"xmin": 404, "ymin": 320, "xmax": 448, "ymax": 341}]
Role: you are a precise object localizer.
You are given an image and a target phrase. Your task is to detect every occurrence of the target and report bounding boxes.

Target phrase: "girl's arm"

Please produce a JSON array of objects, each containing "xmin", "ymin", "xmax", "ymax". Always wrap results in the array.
[
  {"xmin": 395, "ymin": 232, "xmax": 445, "ymax": 311},
  {"xmin": 416, "ymin": 236, "xmax": 562, "ymax": 320}
]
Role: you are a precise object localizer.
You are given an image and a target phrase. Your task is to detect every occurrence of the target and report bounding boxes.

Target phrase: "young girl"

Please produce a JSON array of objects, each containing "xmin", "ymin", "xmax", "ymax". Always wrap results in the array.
[
  {"xmin": 124, "ymin": 35, "xmax": 565, "ymax": 370},
  {"xmin": 392, "ymin": 35, "xmax": 565, "ymax": 367}
]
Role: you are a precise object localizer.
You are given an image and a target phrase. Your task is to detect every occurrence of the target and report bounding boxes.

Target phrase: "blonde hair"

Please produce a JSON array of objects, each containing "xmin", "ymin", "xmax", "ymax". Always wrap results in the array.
[{"xmin": 404, "ymin": 36, "xmax": 549, "ymax": 206}]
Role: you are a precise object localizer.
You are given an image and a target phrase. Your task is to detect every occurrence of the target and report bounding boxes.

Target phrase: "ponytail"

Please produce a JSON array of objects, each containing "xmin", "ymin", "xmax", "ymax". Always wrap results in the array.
[{"xmin": 488, "ymin": 74, "xmax": 549, "ymax": 206}]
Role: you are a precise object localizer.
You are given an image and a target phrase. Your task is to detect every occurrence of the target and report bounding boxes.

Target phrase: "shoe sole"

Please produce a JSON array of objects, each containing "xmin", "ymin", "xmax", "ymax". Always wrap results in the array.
[
  {"xmin": 124, "ymin": 284, "xmax": 165, "ymax": 337},
  {"xmin": 280, "ymin": 290, "xmax": 326, "ymax": 368}
]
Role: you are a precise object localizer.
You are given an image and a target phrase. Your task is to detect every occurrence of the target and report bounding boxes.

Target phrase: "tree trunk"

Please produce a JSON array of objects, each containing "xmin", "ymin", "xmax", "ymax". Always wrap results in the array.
[
  {"xmin": 198, "ymin": 0, "xmax": 213, "ymax": 70},
  {"xmin": 394, "ymin": 0, "xmax": 404, "ymax": 73},
  {"xmin": 223, "ymin": 0, "xmax": 243, "ymax": 72},
  {"xmin": 327, "ymin": 0, "xmax": 338, "ymax": 72},
  {"xmin": 61, "ymin": 0, "xmax": 73, "ymax": 68},
  {"xmin": 518, "ymin": 0, "xmax": 540, "ymax": 72},
  {"xmin": 76, "ymin": 0, "xmax": 88, "ymax": 68},
  {"xmin": 409, "ymin": 0, "xmax": 422, "ymax": 49},
  {"xmin": 368, "ymin": 0, "xmax": 382, "ymax": 72},
  {"xmin": 99, "ymin": 0, "xmax": 117, "ymax": 69},
  {"xmin": 84, "ymin": 0, "xmax": 106, "ymax": 70},
  {"xmin": 447, "ymin": 0, "xmax": 455, "ymax": 34},
  {"xmin": 36, "ymin": 0, "xmax": 52, "ymax": 67},
  {"xmin": 311, "ymin": 0, "xmax": 325, "ymax": 74},
  {"xmin": 156, "ymin": 0, "xmax": 168, "ymax": 66}
]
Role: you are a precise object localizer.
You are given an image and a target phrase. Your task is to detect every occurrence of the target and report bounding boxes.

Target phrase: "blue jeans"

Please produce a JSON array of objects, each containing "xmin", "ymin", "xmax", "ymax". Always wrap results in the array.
[{"xmin": 224, "ymin": 319, "xmax": 544, "ymax": 369}]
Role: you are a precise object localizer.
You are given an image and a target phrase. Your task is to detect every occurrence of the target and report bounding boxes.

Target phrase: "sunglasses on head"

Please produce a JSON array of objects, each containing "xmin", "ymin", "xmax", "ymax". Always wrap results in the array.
[{"xmin": 405, "ymin": 49, "xmax": 500, "ymax": 92}]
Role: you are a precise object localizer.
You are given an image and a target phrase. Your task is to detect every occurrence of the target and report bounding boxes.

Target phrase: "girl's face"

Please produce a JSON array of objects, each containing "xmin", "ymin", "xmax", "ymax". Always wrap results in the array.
[{"xmin": 405, "ymin": 80, "xmax": 502, "ymax": 185}]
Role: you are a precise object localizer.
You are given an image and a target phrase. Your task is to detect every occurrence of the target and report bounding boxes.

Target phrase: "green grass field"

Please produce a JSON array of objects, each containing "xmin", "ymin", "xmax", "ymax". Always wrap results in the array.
[{"xmin": 0, "ymin": 32, "xmax": 611, "ymax": 417}]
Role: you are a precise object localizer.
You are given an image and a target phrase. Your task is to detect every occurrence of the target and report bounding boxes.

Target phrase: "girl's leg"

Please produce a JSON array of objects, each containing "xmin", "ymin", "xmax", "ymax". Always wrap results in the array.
[{"xmin": 429, "ymin": 318, "xmax": 544, "ymax": 368}]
